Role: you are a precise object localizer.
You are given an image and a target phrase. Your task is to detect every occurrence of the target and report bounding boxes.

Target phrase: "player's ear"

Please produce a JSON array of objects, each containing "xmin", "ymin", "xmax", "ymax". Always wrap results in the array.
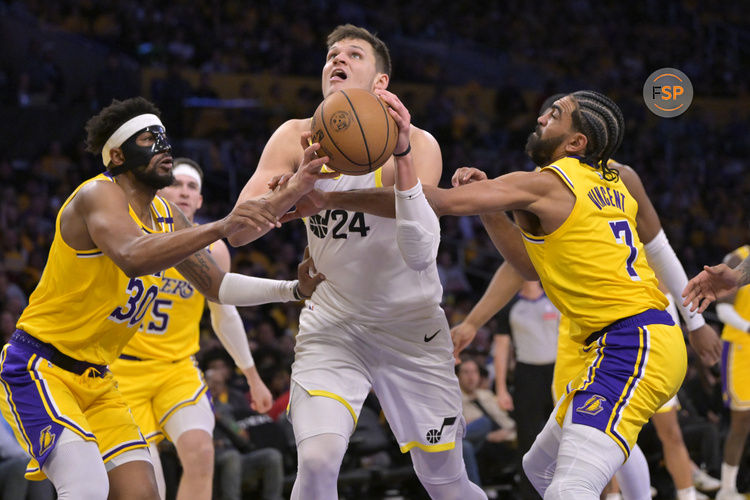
[
  {"xmin": 373, "ymin": 72, "xmax": 389, "ymax": 91},
  {"xmin": 565, "ymin": 132, "xmax": 587, "ymax": 155},
  {"xmin": 110, "ymin": 147, "xmax": 125, "ymax": 166},
  {"xmin": 197, "ymin": 194, "xmax": 203, "ymax": 210}
]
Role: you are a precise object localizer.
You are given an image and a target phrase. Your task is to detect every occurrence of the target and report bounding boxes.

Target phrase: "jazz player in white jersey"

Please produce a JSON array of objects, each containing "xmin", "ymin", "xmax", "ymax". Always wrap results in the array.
[{"xmin": 230, "ymin": 24, "xmax": 486, "ymax": 500}]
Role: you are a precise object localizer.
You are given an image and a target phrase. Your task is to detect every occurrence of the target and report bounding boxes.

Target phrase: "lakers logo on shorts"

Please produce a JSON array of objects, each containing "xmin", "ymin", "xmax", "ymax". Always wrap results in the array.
[
  {"xmin": 426, "ymin": 416, "xmax": 457, "ymax": 444},
  {"xmin": 576, "ymin": 395, "xmax": 607, "ymax": 416},
  {"xmin": 39, "ymin": 425, "xmax": 56, "ymax": 456}
]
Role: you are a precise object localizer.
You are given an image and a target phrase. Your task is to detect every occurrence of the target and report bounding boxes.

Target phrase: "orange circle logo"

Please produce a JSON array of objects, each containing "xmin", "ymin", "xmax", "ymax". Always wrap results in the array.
[{"xmin": 643, "ymin": 68, "xmax": 693, "ymax": 118}]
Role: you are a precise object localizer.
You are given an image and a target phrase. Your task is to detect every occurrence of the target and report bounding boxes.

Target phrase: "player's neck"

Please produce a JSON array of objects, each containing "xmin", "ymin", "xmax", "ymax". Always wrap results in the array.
[{"xmin": 115, "ymin": 175, "xmax": 158, "ymax": 227}]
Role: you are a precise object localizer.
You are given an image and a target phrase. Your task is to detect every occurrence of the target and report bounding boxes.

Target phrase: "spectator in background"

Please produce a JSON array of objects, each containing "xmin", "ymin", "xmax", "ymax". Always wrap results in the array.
[
  {"xmin": 206, "ymin": 366, "xmax": 284, "ymax": 500},
  {"xmin": 0, "ymin": 417, "xmax": 54, "ymax": 500},
  {"xmin": 457, "ymin": 357, "xmax": 517, "ymax": 487}
]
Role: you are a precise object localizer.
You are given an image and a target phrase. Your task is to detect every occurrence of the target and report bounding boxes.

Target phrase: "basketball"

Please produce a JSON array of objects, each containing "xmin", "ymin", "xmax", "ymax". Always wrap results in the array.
[{"xmin": 310, "ymin": 88, "xmax": 399, "ymax": 175}]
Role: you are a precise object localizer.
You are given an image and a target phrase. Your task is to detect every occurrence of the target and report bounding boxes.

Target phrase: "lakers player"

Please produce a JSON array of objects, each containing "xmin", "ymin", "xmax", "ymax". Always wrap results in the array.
[
  {"xmin": 230, "ymin": 24, "xmax": 486, "ymax": 500},
  {"xmin": 0, "ymin": 98, "xmax": 329, "ymax": 499},
  {"xmin": 711, "ymin": 245, "xmax": 750, "ymax": 500},
  {"xmin": 410, "ymin": 91, "xmax": 687, "ymax": 499},
  {"xmin": 110, "ymin": 158, "xmax": 302, "ymax": 500}
]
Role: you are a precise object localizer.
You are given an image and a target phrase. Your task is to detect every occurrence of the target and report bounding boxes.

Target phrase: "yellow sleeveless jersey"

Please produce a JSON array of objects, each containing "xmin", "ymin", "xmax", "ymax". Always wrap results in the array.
[
  {"xmin": 17, "ymin": 173, "xmax": 174, "ymax": 365},
  {"xmin": 722, "ymin": 245, "xmax": 750, "ymax": 343},
  {"xmin": 121, "ymin": 242, "xmax": 214, "ymax": 361},
  {"xmin": 521, "ymin": 157, "xmax": 667, "ymax": 343}
]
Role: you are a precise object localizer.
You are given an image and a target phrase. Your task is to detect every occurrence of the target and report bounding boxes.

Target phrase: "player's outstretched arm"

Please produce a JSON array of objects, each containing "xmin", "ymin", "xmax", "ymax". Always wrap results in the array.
[
  {"xmin": 449, "ymin": 166, "xmax": 538, "ymax": 280},
  {"xmin": 174, "ymin": 202, "xmax": 325, "ymax": 303},
  {"xmin": 71, "ymin": 179, "xmax": 279, "ymax": 278},
  {"xmin": 683, "ymin": 264, "xmax": 742, "ymax": 313},
  {"xmin": 228, "ymin": 122, "xmax": 338, "ymax": 247},
  {"xmin": 493, "ymin": 334, "xmax": 514, "ymax": 411},
  {"xmin": 451, "ymin": 262, "xmax": 524, "ymax": 360}
]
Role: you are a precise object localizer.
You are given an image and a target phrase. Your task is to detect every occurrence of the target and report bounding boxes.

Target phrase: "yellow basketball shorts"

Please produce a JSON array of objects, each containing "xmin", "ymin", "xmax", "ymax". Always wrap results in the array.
[
  {"xmin": 110, "ymin": 355, "xmax": 207, "ymax": 444},
  {"xmin": 555, "ymin": 310, "xmax": 686, "ymax": 457},
  {"xmin": 721, "ymin": 339, "xmax": 750, "ymax": 411},
  {"xmin": 552, "ymin": 329, "xmax": 585, "ymax": 403},
  {"xmin": 0, "ymin": 341, "xmax": 146, "ymax": 480}
]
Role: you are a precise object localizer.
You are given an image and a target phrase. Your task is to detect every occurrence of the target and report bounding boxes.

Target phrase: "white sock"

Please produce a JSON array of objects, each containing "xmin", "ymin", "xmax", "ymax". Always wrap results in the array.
[
  {"xmin": 721, "ymin": 462, "xmax": 739, "ymax": 492},
  {"xmin": 676, "ymin": 486, "xmax": 696, "ymax": 500}
]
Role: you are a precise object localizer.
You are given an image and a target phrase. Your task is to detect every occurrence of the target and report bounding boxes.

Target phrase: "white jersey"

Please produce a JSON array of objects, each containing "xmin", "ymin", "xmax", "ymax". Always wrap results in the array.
[{"xmin": 304, "ymin": 169, "xmax": 443, "ymax": 324}]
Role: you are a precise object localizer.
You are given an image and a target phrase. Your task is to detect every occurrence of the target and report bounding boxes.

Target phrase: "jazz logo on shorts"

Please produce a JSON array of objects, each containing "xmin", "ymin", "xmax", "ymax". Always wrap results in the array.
[
  {"xmin": 426, "ymin": 416, "xmax": 457, "ymax": 444},
  {"xmin": 643, "ymin": 67, "xmax": 693, "ymax": 118},
  {"xmin": 576, "ymin": 395, "xmax": 607, "ymax": 416}
]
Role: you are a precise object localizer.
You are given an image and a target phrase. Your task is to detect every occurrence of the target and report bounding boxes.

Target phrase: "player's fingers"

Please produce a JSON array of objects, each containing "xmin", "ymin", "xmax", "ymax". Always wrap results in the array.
[
  {"xmin": 300, "ymin": 131, "xmax": 312, "ymax": 150},
  {"xmin": 303, "ymin": 246, "xmax": 310, "ymax": 260},
  {"xmin": 303, "ymin": 141, "xmax": 322, "ymax": 161}
]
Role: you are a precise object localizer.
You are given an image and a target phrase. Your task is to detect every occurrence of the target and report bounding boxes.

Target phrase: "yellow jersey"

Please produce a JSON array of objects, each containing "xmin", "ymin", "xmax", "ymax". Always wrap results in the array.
[
  {"xmin": 521, "ymin": 157, "xmax": 667, "ymax": 343},
  {"xmin": 721, "ymin": 245, "xmax": 750, "ymax": 343},
  {"xmin": 17, "ymin": 173, "xmax": 174, "ymax": 366},
  {"xmin": 121, "ymin": 243, "xmax": 214, "ymax": 361}
]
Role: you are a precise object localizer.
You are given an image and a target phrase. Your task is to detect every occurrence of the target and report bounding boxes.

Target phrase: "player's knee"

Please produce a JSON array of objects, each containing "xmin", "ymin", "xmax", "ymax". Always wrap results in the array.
[
  {"xmin": 57, "ymin": 473, "xmax": 109, "ymax": 500},
  {"xmin": 731, "ymin": 410, "xmax": 750, "ymax": 432},
  {"xmin": 655, "ymin": 422, "xmax": 682, "ymax": 445},
  {"xmin": 177, "ymin": 433, "xmax": 214, "ymax": 475},
  {"xmin": 543, "ymin": 476, "xmax": 598, "ymax": 500},
  {"xmin": 522, "ymin": 445, "xmax": 547, "ymax": 482},
  {"xmin": 298, "ymin": 441, "xmax": 340, "ymax": 478}
]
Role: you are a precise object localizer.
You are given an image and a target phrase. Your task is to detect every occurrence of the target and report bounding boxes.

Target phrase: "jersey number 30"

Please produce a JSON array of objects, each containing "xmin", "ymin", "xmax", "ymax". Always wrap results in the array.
[
  {"xmin": 109, "ymin": 278, "xmax": 159, "ymax": 326},
  {"xmin": 609, "ymin": 220, "xmax": 641, "ymax": 281}
]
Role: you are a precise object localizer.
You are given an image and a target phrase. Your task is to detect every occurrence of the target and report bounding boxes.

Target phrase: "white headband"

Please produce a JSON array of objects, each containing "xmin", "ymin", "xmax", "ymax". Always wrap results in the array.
[
  {"xmin": 172, "ymin": 164, "xmax": 202, "ymax": 190},
  {"xmin": 101, "ymin": 114, "xmax": 164, "ymax": 166}
]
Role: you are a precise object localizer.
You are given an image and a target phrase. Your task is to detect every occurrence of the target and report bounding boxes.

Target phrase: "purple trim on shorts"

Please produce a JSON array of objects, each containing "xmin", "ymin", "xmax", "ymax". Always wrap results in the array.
[
  {"xmin": 0, "ymin": 345, "xmax": 92, "ymax": 469},
  {"xmin": 571, "ymin": 320, "xmax": 654, "ymax": 456},
  {"xmin": 585, "ymin": 309, "xmax": 673, "ymax": 345},
  {"xmin": 101, "ymin": 438, "xmax": 148, "ymax": 461}
]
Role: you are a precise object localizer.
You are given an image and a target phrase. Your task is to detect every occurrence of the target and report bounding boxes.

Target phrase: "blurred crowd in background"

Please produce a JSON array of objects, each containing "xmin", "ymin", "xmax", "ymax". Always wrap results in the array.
[{"xmin": 1, "ymin": 1, "xmax": 749, "ymax": 498}]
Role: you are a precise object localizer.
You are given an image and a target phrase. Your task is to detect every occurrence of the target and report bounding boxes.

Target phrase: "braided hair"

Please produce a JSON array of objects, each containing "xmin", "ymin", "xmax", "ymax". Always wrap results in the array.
[{"xmin": 570, "ymin": 90, "xmax": 624, "ymax": 181}]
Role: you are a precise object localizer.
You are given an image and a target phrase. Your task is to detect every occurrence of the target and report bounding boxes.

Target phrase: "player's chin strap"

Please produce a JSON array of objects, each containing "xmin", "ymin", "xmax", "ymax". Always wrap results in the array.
[{"xmin": 101, "ymin": 114, "xmax": 171, "ymax": 175}]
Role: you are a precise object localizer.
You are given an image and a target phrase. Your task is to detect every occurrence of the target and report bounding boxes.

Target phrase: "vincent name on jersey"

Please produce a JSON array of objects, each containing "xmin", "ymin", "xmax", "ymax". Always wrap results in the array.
[{"xmin": 587, "ymin": 185, "xmax": 627, "ymax": 212}]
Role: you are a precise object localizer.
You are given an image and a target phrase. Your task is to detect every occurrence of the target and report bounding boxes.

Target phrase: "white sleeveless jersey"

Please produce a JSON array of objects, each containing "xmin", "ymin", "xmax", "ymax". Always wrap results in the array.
[{"xmin": 304, "ymin": 170, "xmax": 443, "ymax": 324}]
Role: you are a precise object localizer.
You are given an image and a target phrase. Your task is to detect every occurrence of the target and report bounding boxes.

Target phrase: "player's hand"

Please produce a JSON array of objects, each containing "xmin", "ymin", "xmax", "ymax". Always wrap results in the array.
[
  {"xmin": 451, "ymin": 167, "xmax": 488, "ymax": 187},
  {"xmin": 496, "ymin": 387, "xmax": 514, "ymax": 411},
  {"xmin": 682, "ymin": 263, "xmax": 740, "ymax": 313},
  {"xmin": 297, "ymin": 246, "xmax": 325, "ymax": 298},
  {"xmin": 374, "ymin": 89, "xmax": 411, "ymax": 156},
  {"xmin": 223, "ymin": 198, "xmax": 280, "ymax": 236},
  {"xmin": 287, "ymin": 133, "xmax": 338, "ymax": 193},
  {"xmin": 243, "ymin": 366, "xmax": 273, "ymax": 413},
  {"xmin": 267, "ymin": 173, "xmax": 294, "ymax": 191},
  {"xmin": 280, "ymin": 190, "xmax": 326, "ymax": 223},
  {"xmin": 687, "ymin": 323, "xmax": 722, "ymax": 366},
  {"xmin": 450, "ymin": 321, "xmax": 478, "ymax": 363}
]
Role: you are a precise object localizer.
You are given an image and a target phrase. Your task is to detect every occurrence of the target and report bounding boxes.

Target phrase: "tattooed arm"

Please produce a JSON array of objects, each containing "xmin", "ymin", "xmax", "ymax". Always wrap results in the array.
[
  {"xmin": 172, "ymin": 206, "xmax": 325, "ymax": 303},
  {"xmin": 172, "ymin": 207, "xmax": 228, "ymax": 301}
]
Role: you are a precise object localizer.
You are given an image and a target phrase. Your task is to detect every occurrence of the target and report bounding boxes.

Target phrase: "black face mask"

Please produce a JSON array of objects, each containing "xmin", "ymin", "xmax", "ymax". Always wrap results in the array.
[{"xmin": 108, "ymin": 125, "xmax": 172, "ymax": 176}]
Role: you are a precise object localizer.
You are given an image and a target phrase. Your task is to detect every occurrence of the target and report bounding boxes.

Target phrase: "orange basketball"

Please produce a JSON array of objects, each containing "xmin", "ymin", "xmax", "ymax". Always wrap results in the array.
[{"xmin": 310, "ymin": 88, "xmax": 398, "ymax": 175}]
